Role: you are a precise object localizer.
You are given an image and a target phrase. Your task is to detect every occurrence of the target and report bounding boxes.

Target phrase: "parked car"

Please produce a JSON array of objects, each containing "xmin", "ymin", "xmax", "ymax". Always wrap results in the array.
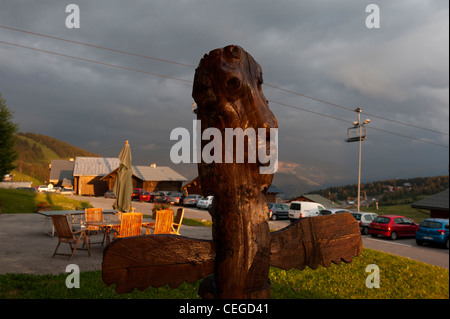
[
  {"xmin": 154, "ymin": 191, "xmax": 171, "ymax": 203},
  {"xmin": 139, "ymin": 191, "xmax": 156, "ymax": 203},
  {"xmin": 104, "ymin": 190, "xmax": 116, "ymax": 199},
  {"xmin": 183, "ymin": 194, "xmax": 202, "ymax": 207},
  {"xmin": 319, "ymin": 208, "xmax": 351, "ymax": 216},
  {"xmin": 267, "ymin": 203, "xmax": 289, "ymax": 220},
  {"xmin": 351, "ymin": 212, "xmax": 379, "ymax": 235},
  {"xmin": 59, "ymin": 187, "xmax": 75, "ymax": 195},
  {"xmin": 369, "ymin": 215, "xmax": 418, "ymax": 240},
  {"xmin": 37, "ymin": 185, "xmax": 49, "ymax": 192},
  {"xmin": 132, "ymin": 188, "xmax": 145, "ymax": 201},
  {"xmin": 167, "ymin": 192, "xmax": 183, "ymax": 205},
  {"xmin": 47, "ymin": 186, "xmax": 60, "ymax": 193},
  {"xmin": 197, "ymin": 196, "xmax": 214, "ymax": 209},
  {"xmin": 288, "ymin": 201, "xmax": 326, "ymax": 222},
  {"xmin": 416, "ymin": 218, "xmax": 449, "ymax": 249}
]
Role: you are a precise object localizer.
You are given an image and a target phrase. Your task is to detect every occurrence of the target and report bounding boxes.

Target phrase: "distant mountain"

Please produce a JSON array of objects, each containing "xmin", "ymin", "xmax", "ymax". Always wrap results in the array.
[
  {"xmin": 272, "ymin": 172, "xmax": 320, "ymax": 199},
  {"xmin": 12, "ymin": 132, "xmax": 99, "ymax": 184}
]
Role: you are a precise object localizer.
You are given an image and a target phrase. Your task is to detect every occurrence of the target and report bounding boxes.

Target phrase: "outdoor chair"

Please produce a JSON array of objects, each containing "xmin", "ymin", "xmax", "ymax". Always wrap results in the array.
[
  {"xmin": 111, "ymin": 212, "xmax": 143, "ymax": 239},
  {"xmin": 51, "ymin": 214, "xmax": 91, "ymax": 259},
  {"xmin": 171, "ymin": 208, "xmax": 184, "ymax": 235},
  {"xmin": 85, "ymin": 208, "xmax": 106, "ymax": 245},
  {"xmin": 143, "ymin": 209, "xmax": 174, "ymax": 235}
]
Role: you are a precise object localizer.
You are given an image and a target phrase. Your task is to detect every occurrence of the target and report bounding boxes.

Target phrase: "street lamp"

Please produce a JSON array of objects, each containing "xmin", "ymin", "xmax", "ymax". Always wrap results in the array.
[{"xmin": 346, "ymin": 107, "xmax": 370, "ymax": 213}]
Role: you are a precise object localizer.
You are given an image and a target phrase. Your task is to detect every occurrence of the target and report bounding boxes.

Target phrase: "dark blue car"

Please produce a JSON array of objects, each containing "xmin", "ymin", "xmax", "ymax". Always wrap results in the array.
[{"xmin": 416, "ymin": 218, "xmax": 449, "ymax": 249}]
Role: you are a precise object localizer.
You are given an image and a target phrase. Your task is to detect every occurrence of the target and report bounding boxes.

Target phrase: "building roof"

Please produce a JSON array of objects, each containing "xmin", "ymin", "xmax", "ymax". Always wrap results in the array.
[
  {"xmin": 73, "ymin": 157, "xmax": 120, "ymax": 176},
  {"xmin": 267, "ymin": 185, "xmax": 283, "ymax": 194},
  {"xmin": 411, "ymin": 189, "xmax": 449, "ymax": 211},
  {"xmin": 49, "ymin": 160, "xmax": 75, "ymax": 181},
  {"xmin": 75, "ymin": 157, "xmax": 187, "ymax": 182},
  {"xmin": 132, "ymin": 165, "xmax": 187, "ymax": 182}
]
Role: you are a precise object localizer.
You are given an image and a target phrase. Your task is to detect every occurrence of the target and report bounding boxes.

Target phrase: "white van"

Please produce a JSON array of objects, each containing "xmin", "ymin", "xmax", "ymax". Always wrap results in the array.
[{"xmin": 288, "ymin": 201, "xmax": 326, "ymax": 222}]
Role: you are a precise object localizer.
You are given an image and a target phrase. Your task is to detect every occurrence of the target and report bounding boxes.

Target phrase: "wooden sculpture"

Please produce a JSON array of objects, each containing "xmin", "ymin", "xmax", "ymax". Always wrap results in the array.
[{"xmin": 102, "ymin": 45, "xmax": 363, "ymax": 298}]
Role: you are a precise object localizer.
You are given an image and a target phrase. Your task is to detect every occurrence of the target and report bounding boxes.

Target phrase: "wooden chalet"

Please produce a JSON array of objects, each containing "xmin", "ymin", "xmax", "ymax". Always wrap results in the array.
[
  {"xmin": 101, "ymin": 164, "xmax": 187, "ymax": 193},
  {"xmin": 73, "ymin": 157, "xmax": 119, "ymax": 196},
  {"xmin": 49, "ymin": 159, "xmax": 75, "ymax": 187}
]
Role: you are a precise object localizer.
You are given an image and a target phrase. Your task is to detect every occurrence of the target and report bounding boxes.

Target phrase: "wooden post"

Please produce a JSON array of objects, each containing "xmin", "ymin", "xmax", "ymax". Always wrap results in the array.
[{"xmin": 193, "ymin": 45, "xmax": 277, "ymax": 298}]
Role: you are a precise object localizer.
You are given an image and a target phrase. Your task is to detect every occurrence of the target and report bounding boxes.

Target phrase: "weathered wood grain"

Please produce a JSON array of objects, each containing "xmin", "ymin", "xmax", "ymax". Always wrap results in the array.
[
  {"xmin": 270, "ymin": 213, "xmax": 363, "ymax": 271},
  {"xmin": 193, "ymin": 45, "xmax": 277, "ymax": 298},
  {"xmin": 102, "ymin": 235, "xmax": 215, "ymax": 294}
]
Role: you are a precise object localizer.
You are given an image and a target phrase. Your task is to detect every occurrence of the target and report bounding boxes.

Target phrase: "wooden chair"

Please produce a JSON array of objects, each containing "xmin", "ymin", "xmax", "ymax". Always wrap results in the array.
[
  {"xmin": 171, "ymin": 208, "xmax": 184, "ymax": 235},
  {"xmin": 143, "ymin": 209, "xmax": 174, "ymax": 235},
  {"xmin": 112, "ymin": 212, "xmax": 143, "ymax": 239},
  {"xmin": 85, "ymin": 208, "xmax": 106, "ymax": 245},
  {"xmin": 51, "ymin": 215, "xmax": 91, "ymax": 259}
]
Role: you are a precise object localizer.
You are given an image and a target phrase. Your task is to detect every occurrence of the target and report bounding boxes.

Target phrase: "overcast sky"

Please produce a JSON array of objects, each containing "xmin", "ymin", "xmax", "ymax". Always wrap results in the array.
[{"xmin": 0, "ymin": 0, "xmax": 448, "ymax": 192}]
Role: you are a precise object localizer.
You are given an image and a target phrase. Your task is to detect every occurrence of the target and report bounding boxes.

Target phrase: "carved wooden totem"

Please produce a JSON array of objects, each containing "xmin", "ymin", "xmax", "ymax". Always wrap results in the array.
[
  {"xmin": 102, "ymin": 45, "xmax": 363, "ymax": 299},
  {"xmin": 192, "ymin": 45, "xmax": 276, "ymax": 298}
]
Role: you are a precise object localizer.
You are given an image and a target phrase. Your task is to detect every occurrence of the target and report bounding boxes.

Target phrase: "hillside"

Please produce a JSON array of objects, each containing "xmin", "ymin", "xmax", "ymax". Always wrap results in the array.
[
  {"xmin": 12, "ymin": 132, "xmax": 99, "ymax": 184},
  {"xmin": 306, "ymin": 175, "xmax": 449, "ymax": 206}
]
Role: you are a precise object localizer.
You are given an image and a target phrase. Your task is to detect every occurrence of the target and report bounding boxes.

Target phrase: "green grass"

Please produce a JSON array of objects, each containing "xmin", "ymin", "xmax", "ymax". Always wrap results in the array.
[
  {"xmin": 0, "ymin": 189, "xmax": 91, "ymax": 213},
  {"xmin": 0, "ymin": 249, "xmax": 447, "ymax": 299},
  {"xmin": 10, "ymin": 170, "xmax": 42, "ymax": 187},
  {"xmin": 362, "ymin": 204, "xmax": 430, "ymax": 223}
]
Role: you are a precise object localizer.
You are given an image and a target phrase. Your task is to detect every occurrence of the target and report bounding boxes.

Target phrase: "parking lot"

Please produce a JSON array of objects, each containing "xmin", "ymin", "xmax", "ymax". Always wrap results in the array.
[{"xmin": 79, "ymin": 195, "xmax": 449, "ymax": 269}]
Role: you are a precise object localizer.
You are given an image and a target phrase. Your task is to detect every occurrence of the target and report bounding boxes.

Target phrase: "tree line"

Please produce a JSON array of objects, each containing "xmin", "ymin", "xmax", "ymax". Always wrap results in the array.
[{"xmin": 308, "ymin": 175, "xmax": 449, "ymax": 206}]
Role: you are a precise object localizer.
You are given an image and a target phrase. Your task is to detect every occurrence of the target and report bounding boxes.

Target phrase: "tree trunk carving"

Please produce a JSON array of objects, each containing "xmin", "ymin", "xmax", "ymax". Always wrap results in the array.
[{"xmin": 102, "ymin": 45, "xmax": 363, "ymax": 299}]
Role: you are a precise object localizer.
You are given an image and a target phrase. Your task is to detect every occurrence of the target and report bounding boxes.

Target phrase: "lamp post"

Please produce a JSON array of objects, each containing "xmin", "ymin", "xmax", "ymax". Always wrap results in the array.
[{"xmin": 346, "ymin": 108, "xmax": 370, "ymax": 213}]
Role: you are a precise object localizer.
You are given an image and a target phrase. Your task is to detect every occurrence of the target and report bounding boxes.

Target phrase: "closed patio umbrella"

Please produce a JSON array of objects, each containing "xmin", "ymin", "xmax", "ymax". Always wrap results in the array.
[{"xmin": 113, "ymin": 140, "xmax": 133, "ymax": 212}]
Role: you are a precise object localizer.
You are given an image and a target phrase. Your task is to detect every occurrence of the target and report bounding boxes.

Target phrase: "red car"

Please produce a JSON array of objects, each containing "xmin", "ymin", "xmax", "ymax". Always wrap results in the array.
[
  {"xmin": 132, "ymin": 188, "xmax": 145, "ymax": 201},
  {"xmin": 139, "ymin": 191, "xmax": 156, "ymax": 203},
  {"xmin": 369, "ymin": 215, "xmax": 419, "ymax": 240}
]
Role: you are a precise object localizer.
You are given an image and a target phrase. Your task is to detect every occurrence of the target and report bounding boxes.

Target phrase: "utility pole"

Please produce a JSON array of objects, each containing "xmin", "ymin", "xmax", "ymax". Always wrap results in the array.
[{"xmin": 346, "ymin": 108, "xmax": 370, "ymax": 213}]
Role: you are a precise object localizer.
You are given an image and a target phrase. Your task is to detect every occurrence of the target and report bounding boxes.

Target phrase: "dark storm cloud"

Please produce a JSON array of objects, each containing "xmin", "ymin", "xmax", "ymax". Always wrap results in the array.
[{"xmin": 0, "ymin": 0, "xmax": 448, "ymax": 190}]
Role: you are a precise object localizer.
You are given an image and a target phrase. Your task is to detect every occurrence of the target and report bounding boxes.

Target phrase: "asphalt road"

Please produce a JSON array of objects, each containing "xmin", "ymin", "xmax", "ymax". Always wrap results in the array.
[{"xmin": 74, "ymin": 196, "xmax": 449, "ymax": 269}]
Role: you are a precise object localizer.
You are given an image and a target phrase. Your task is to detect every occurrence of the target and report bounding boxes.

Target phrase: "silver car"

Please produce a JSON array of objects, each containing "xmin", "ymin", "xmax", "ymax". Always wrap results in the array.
[
  {"xmin": 351, "ymin": 212, "xmax": 379, "ymax": 235},
  {"xmin": 183, "ymin": 194, "xmax": 202, "ymax": 207}
]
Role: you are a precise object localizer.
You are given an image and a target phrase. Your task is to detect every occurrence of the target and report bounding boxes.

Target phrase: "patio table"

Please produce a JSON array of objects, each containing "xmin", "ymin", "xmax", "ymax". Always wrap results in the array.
[
  {"xmin": 36, "ymin": 209, "xmax": 117, "ymax": 236},
  {"xmin": 85, "ymin": 220, "xmax": 121, "ymax": 245}
]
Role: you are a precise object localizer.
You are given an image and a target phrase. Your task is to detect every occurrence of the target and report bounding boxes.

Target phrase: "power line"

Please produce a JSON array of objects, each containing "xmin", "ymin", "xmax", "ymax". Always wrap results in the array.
[
  {"xmin": 1, "ymin": 24, "xmax": 447, "ymax": 137},
  {"xmin": 264, "ymin": 83, "xmax": 449, "ymax": 136},
  {"xmin": 0, "ymin": 25, "xmax": 196, "ymax": 68},
  {"xmin": 269, "ymin": 100, "xmax": 449, "ymax": 148},
  {"xmin": 0, "ymin": 40, "xmax": 193, "ymax": 84},
  {"xmin": 0, "ymin": 39, "xmax": 447, "ymax": 149}
]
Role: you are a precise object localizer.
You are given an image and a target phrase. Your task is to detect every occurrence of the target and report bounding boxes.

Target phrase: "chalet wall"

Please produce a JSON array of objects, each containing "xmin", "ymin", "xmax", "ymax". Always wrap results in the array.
[
  {"xmin": 143, "ymin": 181, "xmax": 183, "ymax": 192},
  {"xmin": 75, "ymin": 176, "xmax": 109, "ymax": 196}
]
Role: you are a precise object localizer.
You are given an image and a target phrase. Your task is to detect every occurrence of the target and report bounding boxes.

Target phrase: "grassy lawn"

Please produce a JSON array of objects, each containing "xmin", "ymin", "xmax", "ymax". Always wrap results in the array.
[
  {"xmin": 0, "ymin": 189, "xmax": 91, "ymax": 213},
  {"xmin": 0, "ymin": 249, "xmax": 447, "ymax": 299}
]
